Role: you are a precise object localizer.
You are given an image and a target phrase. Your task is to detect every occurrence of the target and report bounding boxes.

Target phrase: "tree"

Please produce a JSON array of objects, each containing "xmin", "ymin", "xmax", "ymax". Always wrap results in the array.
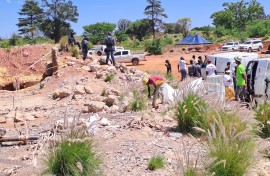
[
  {"xmin": 164, "ymin": 23, "xmax": 175, "ymax": 34},
  {"xmin": 211, "ymin": 0, "xmax": 265, "ymax": 31},
  {"xmin": 117, "ymin": 19, "xmax": 131, "ymax": 32},
  {"xmin": 176, "ymin": 18, "xmax": 191, "ymax": 37},
  {"xmin": 17, "ymin": 0, "xmax": 44, "ymax": 39},
  {"xmin": 126, "ymin": 19, "xmax": 151, "ymax": 41},
  {"xmin": 144, "ymin": 0, "xmax": 167, "ymax": 38},
  {"xmin": 115, "ymin": 31, "xmax": 128, "ymax": 43},
  {"xmin": 40, "ymin": 0, "xmax": 78, "ymax": 43},
  {"xmin": 83, "ymin": 22, "xmax": 116, "ymax": 44}
]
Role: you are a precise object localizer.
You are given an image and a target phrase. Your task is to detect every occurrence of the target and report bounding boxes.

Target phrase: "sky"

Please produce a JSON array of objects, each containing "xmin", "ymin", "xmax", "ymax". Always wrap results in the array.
[{"xmin": 0, "ymin": 0, "xmax": 270, "ymax": 38}]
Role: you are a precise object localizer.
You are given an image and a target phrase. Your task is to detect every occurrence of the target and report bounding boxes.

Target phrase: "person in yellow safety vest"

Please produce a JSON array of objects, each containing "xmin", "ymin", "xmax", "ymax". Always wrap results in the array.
[
  {"xmin": 223, "ymin": 70, "xmax": 235, "ymax": 101},
  {"xmin": 142, "ymin": 75, "xmax": 165, "ymax": 109}
]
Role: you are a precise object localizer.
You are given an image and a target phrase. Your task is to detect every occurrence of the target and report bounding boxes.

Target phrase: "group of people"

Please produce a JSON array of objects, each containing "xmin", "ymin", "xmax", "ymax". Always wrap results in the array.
[{"xmin": 68, "ymin": 31, "xmax": 116, "ymax": 65}]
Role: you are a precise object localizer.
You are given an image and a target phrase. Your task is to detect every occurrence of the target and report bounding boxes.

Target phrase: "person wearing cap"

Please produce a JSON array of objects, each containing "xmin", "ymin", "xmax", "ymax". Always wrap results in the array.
[
  {"xmin": 205, "ymin": 59, "xmax": 217, "ymax": 76},
  {"xmin": 177, "ymin": 56, "xmax": 187, "ymax": 81},
  {"xmin": 165, "ymin": 59, "xmax": 172, "ymax": 75},
  {"xmin": 68, "ymin": 31, "xmax": 81, "ymax": 50},
  {"xmin": 224, "ymin": 70, "xmax": 235, "ymax": 101},
  {"xmin": 234, "ymin": 56, "xmax": 247, "ymax": 101},
  {"xmin": 142, "ymin": 75, "xmax": 165, "ymax": 109},
  {"xmin": 104, "ymin": 32, "xmax": 116, "ymax": 66},
  {"xmin": 81, "ymin": 35, "xmax": 89, "ymax": 61}
]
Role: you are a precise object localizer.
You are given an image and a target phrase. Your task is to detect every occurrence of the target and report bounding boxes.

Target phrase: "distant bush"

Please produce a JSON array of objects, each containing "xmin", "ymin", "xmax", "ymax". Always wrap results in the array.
[
  {"xmin": 69, "ymin": 46, "xmax": 79, "ymax": 58},
  {"xmin": 148, "ymin": 155, "xmax": 165, "ymax": 170},
  {"xmin": 129, "ymin": 89, "xmax": 147, "ymax": 111},
  {"xmin": 104, "ymin": 74, "xmax": 114, "ymax": 82},
  {"xmin": 145, "ymin": 39, "xmax": 162, "ymax": 55},
  {"xmin": 255, "ymin": 101, "xmax": 270, "ymax": 138}
]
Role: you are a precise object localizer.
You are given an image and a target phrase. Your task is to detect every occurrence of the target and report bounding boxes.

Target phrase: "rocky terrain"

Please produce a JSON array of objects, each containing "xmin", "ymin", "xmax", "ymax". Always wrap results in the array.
[{"xmin": 0, "ymin": 45, "xmax": 270, "ymax": 176}]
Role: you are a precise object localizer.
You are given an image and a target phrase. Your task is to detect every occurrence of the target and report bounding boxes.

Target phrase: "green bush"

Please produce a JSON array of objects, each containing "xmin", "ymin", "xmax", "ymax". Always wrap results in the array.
[
  {"xmin": 255, "ymin": 101, "xmax": 270, "ymax": 138},
  {"xmin": 176, "ymin": 93, "xmax": 208, "ymax": 134},
  {"xmin": 129, "ymin": 89, "xmax": 147, "ymax": 111},
  {"xmin": 145, "ymin": 39, "xmax": 163, "ymax": 55},
  {"xmin": 184, "ymin": 167, "xmax": 200, "ymax": 176},
  {"xmin": 44, "ymin": 139, "xmax": 101, "ymax": 176},
  {"xmin": 69, "ymin": 46, "xmax": 79, "ymax": 58},
  {"xmin": 104, "ymin": 74, "xmax": 114, "ymax": 82},
  {"xmin": 148, "ymin": 155, "xmax": 165, "ymax": 170},
  {"xmin": 207, "ymin": 113, "xmax": 255, "ymax": 176}
]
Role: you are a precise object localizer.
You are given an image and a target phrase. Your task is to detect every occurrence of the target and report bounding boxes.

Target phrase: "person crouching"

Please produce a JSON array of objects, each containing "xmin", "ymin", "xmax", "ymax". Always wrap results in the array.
[{"xmin": 142, "ymin": 75, "xmax": 165, "ymax": 109}]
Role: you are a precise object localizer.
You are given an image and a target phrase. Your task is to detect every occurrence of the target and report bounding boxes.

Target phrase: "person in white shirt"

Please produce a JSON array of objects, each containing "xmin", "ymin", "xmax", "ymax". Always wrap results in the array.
[
  {"xmin": 223, "ymin": 70, "xmax": 235, "ymax": 101},
  {"xmin": 177, "ymin": 57, "xmax": 187, "ymax": 81},
  {"xmin": 205, "ymin": 59, "xmax": 217, "ymax": 76}
]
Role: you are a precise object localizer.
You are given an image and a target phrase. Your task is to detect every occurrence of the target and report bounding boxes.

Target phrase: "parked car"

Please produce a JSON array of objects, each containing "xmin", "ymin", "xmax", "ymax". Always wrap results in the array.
[
  {"xmin": 238, "ymin": 40, "xmax": 263, "ymax": 52},
  {"xmin": 94, "ymin": 45, "xmax": 124, "ymax": 56},
  {"xmin": 201, "ymin": 52, "xmax": 259, "ymax": 79},
  {"xmin": 100, "ymin": 50, "xmax": 146, "ymax": 65},
  {"xmin": 246, "ymin": 58, "xmax": 270, "ymax": 98},
  {"xmin": 221, "ymin": 42, "xmax": 239, "ymax": 51}
]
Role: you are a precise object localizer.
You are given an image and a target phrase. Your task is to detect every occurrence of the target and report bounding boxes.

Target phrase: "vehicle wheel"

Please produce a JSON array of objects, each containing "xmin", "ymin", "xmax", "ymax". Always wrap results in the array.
[
  {"xmin": 97, "ymin": 51, "xmax": 102, "ymax": 56},
  {"xmin": 232, "ymin": 48, "xmax": 235, "ymax": 51},
  {"xmin": 248, "ymin": 48, "xmax": 252, "ymax": 52},
  {"xmin": 132, "ymin": 58, "xmax": 139, "ymax": 66},
  {"xmin": 258, "ymin": 46, "xmax": 262, "ymax": 51}
]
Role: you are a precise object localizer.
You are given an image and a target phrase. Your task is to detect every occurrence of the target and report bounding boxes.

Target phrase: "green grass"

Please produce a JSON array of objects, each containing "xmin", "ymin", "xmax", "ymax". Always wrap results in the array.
[
  {"xmin": 69, "ymin": 46, "xmax": 79, "ymax": 58},
  {"xmin": 44, "ymin": 139, "xmax": 101, "ymax": 176},
  {"xmin": 104, "ymin": 74, "xmax": 114, "ymax": 82},
  {"xmin": 148, "ymin": 155, "xmax": 165, "ymax": 170},
  {"xmin": 176, "ymin": 93, "xmax": 208, "ymax": 134},
  {"xmin": 183, "ymin": 167, "xmax": 200, "ymax": 176},
  {"xmin": 129, "ymin": 89, "xmax": 147, "ymax": 111},
  {"xmin": 39, "ymin": 83, "xmax": 44, "ymax": 89},
  {"xmin": 254, "ymin": 101, "xmax": 270, "ymax": 138}
]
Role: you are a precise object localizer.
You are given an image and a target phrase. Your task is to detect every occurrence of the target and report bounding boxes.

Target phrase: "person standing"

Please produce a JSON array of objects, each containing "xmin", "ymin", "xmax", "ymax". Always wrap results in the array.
[
  {"xmin": 104, "ymin": 32, "xmax": 116, "ymax": 66},
  {"xmin": 205, "ymin": 59, "xmax": 217, "ymax": 76},
  {"xmin": 234, "ymin": 56, "xmax": 247, "ymax": 101},
  {"xmin": 68, "ymin": 32, "xmax": 81, "ymax": 49},
  {"xmin": 177, "ymin": 57, "xmax": 187, "ymax": 81},
  {"xmin": 165, "ymin": 59, "xmax": 172, "ymax": 75},
  {"xmin": 188, "ymin": 60, "xmax": 196, "ymax": 77},
  {"xmin": 142, "ymin": 75, "xmax": 166, "ymax": 109},
  {"xmin": 223, "ymin": 70, "xmax": 235, "ymax": 101},
  {"xmin": 81, "ymin": 36, "xmax": 89, "ymax": 61},
  {"xmin": 194, "ymin": 61, "xmax": 202, "ymax": 78}
]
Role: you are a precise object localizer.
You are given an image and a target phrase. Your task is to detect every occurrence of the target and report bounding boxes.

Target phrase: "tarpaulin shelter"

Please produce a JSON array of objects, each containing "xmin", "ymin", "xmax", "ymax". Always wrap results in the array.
[{"xmin": 177, "ymin": 34, "xmax": 213, "ymax": 45}]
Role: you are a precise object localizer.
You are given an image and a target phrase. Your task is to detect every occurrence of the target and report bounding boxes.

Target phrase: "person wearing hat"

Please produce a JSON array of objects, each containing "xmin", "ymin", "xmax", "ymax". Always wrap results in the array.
[
  {"xmin": 224, "ymin": 69, "xmax": 235, "ymax": 101},
  {"xmin": 104, "ymin": 32, "xmax": 116, "ymax": 66},
  {"xmin": 142, "ymin": 75, "xmax": 165, "ymax": 109},
  {"xmin": 81, "ymin": 35, "xmax": 89, "ymax": 61},
  {"xmin": 205, "ymin": 58, "xmax": 217, "ymax": 76},
  {"xmin": 234, "ymin": 56, "xmax": 247, "ymax": 101},
  {"xmin": 68, "ymin": 31, "xmax": 81, "ymax": 50}
]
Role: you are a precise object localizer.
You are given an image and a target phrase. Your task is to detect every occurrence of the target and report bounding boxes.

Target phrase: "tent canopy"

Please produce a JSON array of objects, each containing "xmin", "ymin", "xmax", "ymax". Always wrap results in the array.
[{"xmin": 177, "ymin": 34, "xmax": 213, "ymax": 45}]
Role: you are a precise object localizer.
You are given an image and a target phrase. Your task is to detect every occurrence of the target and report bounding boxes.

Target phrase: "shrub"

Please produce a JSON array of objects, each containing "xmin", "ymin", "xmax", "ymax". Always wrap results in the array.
[
  {"xmin": 184, "ymin": 167, "xmax": 200, "ymax": 176},
  {"xmin": 176, "ymin": 93, "xmax": 208, "ymax": 134},
  {"xmin": 145, "ymin": 39, "xmax": 163, "ymax": 55},
  {"xmin": 254, "ymin": 101, "xmax": 270, "ymax": 138},
  {"xmin": 60, "ymin": 36, "xmax": 68, "ymax": 51},
  {"xmin": 69, "ymin": 46, "xmax": 79, "ymax": 58},
  {"xmin": 206, "ymin": 113, "xmax": 255, "ymax": 176},
  {"xmin": 129, "ymin": 89, "xmax": 147, "ymax": 111},
  {"xmin": 40, "ymin": 83, "xmax": 45, "ymax": 89},
  {"xmin": 148, "ymin": 155, "xmax": 165, "ymax": 170},
  {"xmin": 104, "ymin": 74, "xmax": 114, "ymax": 82}
]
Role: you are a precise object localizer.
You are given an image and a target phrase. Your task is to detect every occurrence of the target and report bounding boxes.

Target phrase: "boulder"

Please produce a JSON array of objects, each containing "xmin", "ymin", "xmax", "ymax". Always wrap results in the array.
[
  {"xmin": 105, "ymin": 88, "xmax": 120, "ymax": 96},
  {"xmin": 106, "ymin": 95, "xmax": 117, "ymax": 106},
  {"xmin": 98, "ymin": 58, "xmax": 107, "ymax": 65},
  {"xmin": 85, "ymin": 101, "xmax": 105, "ymax": 113},
  {"xmin": 74, "ymin": 85, "xmax": 85, "ymax": 94},
  {"xmin": 84, "ymin": 86, "xmax": 93, "ymax": 94},
  {"xmin": 96, "ymin": 71, "xmax": 104, "ymax": 79},
  {"xmin": 108, "ymin": 105, "xmax": 120, "ymax": 113},
  {"xmin": 53, "ymin": 88, "xmax": 72, "ymax": 99},
  {"xmin": 0, "ymin": 127, "xmax": 6, "ymax": 137},
  {"xmin": 0, "ymin": 116, "xmax": 6, "ymax": 123},
  {"xmin": 55, "ymin": 117, "xmax": 86, "ymax": 130},
  {"xmin": 67, "ymin": 62, "xmax": 75, "ymax": 66},
  {"xmin": 89, "ymin": 64, "xmax": 101, "ymax": 72}
]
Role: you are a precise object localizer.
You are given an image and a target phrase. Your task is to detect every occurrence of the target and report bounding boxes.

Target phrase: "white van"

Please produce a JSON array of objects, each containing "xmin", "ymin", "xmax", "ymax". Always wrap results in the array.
[
  {"xmin": 202, "ymin": 52, "xmax": 259, "ymax": 79},
  {"xmin": 246, "ymin": 58, "xmax": 270, "ymax": 98}
]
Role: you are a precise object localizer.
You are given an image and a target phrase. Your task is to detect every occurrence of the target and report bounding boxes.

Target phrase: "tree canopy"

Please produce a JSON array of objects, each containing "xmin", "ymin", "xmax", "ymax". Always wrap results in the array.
[
  {"xmin": 144, "ymin": 0, "xmax": 167, "ymax": 38},
  {"xmin": 126, "ymin": 19, "xmax": 151, "ymax": 41},
  {"xmin": 40, "ymin": 0, "xmax": 79, "ymax": 43},
  {"xmin": 17, "ymin": 0, "xmax": 44, "ymax": 39},
  {"xmin": 83, "ymin": 22, "xmax": 116, "ymax": 45}
]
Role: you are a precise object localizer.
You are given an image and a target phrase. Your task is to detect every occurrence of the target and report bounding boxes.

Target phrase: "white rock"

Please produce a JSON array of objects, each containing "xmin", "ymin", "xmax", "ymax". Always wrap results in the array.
[
  {"xmin": 67, "ymin": 61, "xmax": 75, "ymax": 66},
  {"xmin": 89, "ymin": 64, "xmax": 101, "ymax": 72},
  {"xmin": 74, "ymin": 85, "xmax": 85, "ymax": 94},
  {"xmin": 96, "ymin": 71, "xmax": 104, "ymax": 79},
  {"xmin": 84, "ymin": 86, "xmax": 93, "ymax": 94},
  {"xmin": 85, "ymin": 101, "xmax": 105, "ymax": 113}
]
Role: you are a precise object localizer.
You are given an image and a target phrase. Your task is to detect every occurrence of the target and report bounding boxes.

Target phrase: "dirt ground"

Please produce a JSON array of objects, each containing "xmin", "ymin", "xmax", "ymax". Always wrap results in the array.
[{"xmin": 0, "ymin": 45, "xmax": 270, "ymax": 175}]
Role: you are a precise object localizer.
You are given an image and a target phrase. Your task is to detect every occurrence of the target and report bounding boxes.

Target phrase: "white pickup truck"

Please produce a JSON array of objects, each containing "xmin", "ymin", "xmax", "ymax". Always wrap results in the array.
[{"xmin": 100, "ymin": 50, "xmax": 146, "ymax": 65}]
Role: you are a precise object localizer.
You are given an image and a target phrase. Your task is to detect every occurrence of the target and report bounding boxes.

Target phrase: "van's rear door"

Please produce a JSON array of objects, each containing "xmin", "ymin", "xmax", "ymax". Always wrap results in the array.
[{"xmin": 254, "ymin": 60, "xmax": 269, "ymax": 96}]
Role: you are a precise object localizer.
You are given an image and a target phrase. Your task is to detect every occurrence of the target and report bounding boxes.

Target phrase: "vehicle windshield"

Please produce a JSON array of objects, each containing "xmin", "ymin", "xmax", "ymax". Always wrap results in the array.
[
  {"xmin": 226, "ymin": 43, "xmax": 233, "ymax": 45},
  {"xmin": 244, "ymin": 41, "xmax": 252, "ymax": 44}
]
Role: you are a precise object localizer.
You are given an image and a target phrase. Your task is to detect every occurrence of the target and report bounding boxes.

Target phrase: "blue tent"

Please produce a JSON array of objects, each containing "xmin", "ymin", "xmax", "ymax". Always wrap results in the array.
[{"xmin": 177, "ymin": 34, "xmax": 213, "ymax": 45}]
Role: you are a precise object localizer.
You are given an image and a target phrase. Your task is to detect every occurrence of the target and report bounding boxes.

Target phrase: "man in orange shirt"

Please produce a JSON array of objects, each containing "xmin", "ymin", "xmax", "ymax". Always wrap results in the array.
[{"xmin": 142, "ymin": 75, "xmax": 165, "ymax": 109}]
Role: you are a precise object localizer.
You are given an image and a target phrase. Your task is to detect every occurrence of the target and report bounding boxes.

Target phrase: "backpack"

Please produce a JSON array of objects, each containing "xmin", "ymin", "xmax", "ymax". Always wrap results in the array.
[{"xmin": 105, "ymin": 37, "xmax": 114, "ymax": 47}]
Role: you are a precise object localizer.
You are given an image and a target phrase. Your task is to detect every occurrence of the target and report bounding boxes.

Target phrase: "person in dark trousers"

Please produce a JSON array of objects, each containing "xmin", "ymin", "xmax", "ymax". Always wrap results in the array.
[
  {"xmin": 195, "ymin": 61, "xmax": 202, "ymax": 77},
  {"xmin": 68, "ymin": 32, "xmax": 81, "ymax": 49},
  {"xmin": 177, "ymin": 57, "xmax": 187, "ymax": 81},
  {"xmin": 81, "ymin": 36, "xmax": 89, "ymax": 61},
  {"xmin": 188, "ymin": 60, "xmax": 196, "ymax": 77},
  {"xmin": 104, "ymin": 32, "xmax": 116, "ymax": 66},
  {"xmin": 165, "ymin": 59, "xmax": 172, "ymax": 75},
  {"xmin": 198, "ymin": 56, "xmax": 203, "ymax": 66}
]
